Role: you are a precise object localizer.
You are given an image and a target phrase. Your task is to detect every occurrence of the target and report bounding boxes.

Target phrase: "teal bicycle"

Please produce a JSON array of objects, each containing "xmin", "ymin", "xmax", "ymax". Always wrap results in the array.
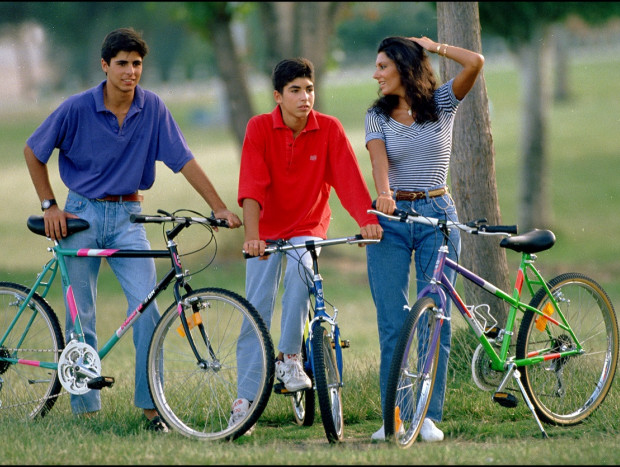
[
  {"xmin": 369, "ymin": 206, "xmax": 618, "ymax": 448},
  {"xmin": 0, "ymin": 209, "xmax": 274, "ymax": 441}
]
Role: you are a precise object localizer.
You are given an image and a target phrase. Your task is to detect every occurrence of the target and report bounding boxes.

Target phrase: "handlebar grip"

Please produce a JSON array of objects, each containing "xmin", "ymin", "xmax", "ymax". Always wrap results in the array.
[
  {"xmin": 129, "ymin": 214, "xmax": 149, "ymax": 223},
  {"xmin": 242, "ymin": 250, "xmax": 273, "ymax": 259},
  {"xmin": 371, "ymin": 200, "xmax": 412, "ymax": 219},
  {"xmin": 480, "ymin": 224, "xmax": 518, "ymax": 235},
  {"xmin": 210, "ymin": 217, "xmax": 230, "ymax": 228}
]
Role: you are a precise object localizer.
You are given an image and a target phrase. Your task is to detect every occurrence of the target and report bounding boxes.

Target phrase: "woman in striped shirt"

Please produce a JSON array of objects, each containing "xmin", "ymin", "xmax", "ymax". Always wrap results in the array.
[{"xmin": 366, "ymin": 36, "xmax": 484, "ymax": 442}]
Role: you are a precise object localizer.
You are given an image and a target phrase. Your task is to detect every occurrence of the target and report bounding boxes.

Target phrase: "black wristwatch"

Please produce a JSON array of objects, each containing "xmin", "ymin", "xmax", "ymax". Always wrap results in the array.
[{"xmin": 41, "ymin": 198, "xmax": 57, "ymax": 211}]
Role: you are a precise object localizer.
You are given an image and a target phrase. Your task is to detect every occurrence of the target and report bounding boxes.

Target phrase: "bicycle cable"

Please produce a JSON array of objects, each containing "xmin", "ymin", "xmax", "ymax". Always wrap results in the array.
[{"xmin": 159, "ymin": 208, "xmax": 219, "ymax": 278}]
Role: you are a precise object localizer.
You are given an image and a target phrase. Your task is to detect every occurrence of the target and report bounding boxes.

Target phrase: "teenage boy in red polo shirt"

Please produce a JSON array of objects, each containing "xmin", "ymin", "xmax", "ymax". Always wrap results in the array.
[{"xmin": 230, "ymin": 58, "xmax": 382, "ymax": 432}]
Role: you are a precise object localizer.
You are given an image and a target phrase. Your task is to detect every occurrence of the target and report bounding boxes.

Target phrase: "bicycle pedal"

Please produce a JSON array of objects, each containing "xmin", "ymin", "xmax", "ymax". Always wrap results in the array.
[
  {"xmin": 493, "ymin": 391, "xmax": 518, "ymax": 408},
  {"xmin": 87, "ymin": 376, "xmax": 115, "ymax": 390},
  {"xmin": 332, "ymin": 339, "xmax": 350, "ymax": 349},
  {"xmin": 484, "ymin": 326, "xmax": 500, "ymax": 339},
  {"xmin": 273, "ymin": 382, "xmax": 291, "ymax": 395}
]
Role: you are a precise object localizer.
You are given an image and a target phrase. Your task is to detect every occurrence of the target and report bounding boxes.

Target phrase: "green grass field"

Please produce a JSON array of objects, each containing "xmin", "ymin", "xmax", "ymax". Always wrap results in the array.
[{"xmin": 0, "ymin": 54, "xmax": 619, "ymax": 464}]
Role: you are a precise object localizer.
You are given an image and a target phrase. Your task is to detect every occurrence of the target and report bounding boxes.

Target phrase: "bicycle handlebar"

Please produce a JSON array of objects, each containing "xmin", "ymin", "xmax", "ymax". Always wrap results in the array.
[
  {"xmin": 368, "ymin": 201, "xmax": 517, "ymax": 236},
  {"xmin": 130, "ymin": 210, "xmax": 230, "ymax": 228},
  {"xmin": 242, "ymin": 234, "xmax": 381, "ymax": 259}
]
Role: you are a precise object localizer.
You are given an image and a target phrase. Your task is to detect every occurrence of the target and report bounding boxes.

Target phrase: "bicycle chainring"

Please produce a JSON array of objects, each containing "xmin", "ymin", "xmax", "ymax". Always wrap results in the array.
[
  {"xmin": 471, "ymin": 344, "xmax": 504, "ymax": 392},
  {"xmin": 58, "ymin": 341, "xmax": 101, "ymax": 395},
  {"xmin": 0, "ymin": 347, "xmax": 10, "ymax": 375}
]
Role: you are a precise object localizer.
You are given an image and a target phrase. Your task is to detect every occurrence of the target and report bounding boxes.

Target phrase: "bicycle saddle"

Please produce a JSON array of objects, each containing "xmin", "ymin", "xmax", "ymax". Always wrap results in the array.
[
  {"xmin": 499, "ymin": 229, "xmax": 556, "ymax": 254},
  {"xmin": 27, "ymin": 216, "xmax": 91, "ymax": 237}
]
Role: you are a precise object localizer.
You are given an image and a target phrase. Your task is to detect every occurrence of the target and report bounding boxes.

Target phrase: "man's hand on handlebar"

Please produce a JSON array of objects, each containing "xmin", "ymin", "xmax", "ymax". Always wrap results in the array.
[
  {"xmin": 358, "ymin": 223, "xmax": 383, "ymax": 247},
  {"xmin": 212, "ymin": 208, "xmax": 242, "ymax": 230},
  {"xmin": 243, "ymin": 238, "xmax": 269, "ymax": 260}
]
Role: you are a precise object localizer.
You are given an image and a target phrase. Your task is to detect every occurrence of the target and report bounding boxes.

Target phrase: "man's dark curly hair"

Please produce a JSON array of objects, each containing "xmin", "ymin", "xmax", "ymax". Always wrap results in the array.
[
  {"xmin": 272, "ymin": 58, "xmax": 314, "ymax": 94},
  {"xmin": 101, "ymin": 28, "xmax": 149, "ymax": 64},
  {"xmin": 370, "ymin": 36, "xmax": 438, "ymax": 123}
]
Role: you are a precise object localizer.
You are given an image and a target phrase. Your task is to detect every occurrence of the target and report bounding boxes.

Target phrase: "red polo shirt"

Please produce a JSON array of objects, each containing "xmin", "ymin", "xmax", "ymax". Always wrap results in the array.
[{"xmin": 238, "ymin": 106, "xmax": 377, "ymax": 240}]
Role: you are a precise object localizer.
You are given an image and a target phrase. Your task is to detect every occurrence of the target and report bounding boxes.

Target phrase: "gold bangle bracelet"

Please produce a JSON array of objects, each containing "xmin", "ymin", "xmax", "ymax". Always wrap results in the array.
[
  {"xmin": 435, "ymin": 44, "xmax": 441, "ymax": 54},
  {"xmin": 442, "ymin": 44, "xmax": 449, "ymax": 56}
]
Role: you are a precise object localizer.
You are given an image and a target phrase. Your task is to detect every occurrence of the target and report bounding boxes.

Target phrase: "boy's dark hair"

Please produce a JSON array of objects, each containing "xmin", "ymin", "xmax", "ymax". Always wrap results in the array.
[
  {"xmin": 272, "ymin": 58, "xmax": 314, "ymax": 93},
  {"xmin": 101, "ymin": 28, "xmax": 149, "ymax": 64}
]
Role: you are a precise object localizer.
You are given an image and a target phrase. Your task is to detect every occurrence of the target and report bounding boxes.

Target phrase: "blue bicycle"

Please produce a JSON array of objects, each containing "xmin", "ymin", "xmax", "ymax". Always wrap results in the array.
[{"xmin": 245, "ymin": 234, "xmax": 380, "ymax": 443}]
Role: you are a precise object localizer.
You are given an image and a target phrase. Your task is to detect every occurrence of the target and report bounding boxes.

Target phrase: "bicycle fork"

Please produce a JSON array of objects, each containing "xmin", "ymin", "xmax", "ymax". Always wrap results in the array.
[{"xmin": 494, "ymin": 362, "xmax": 549, "ymax": 439}]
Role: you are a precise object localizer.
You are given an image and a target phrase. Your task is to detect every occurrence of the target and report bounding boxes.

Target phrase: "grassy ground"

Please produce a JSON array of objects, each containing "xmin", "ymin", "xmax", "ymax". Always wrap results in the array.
[{"xmin": 1, "ymin": 55, "xmax": 619, "ymax": 464}]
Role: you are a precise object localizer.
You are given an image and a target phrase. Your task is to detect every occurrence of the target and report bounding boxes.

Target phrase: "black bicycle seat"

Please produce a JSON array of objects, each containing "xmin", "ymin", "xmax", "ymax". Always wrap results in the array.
[
  {"xmin": 27, "ymin": 216, "xmax": 91, "ymax": 238},
  {"xmin": 499, "ymin": 229, "xmax": 556, "ymax": 254}
]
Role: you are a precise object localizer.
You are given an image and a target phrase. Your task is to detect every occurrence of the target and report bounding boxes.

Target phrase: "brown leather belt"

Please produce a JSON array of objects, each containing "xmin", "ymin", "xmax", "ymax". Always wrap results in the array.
[
  {"xmin": 96, "ymin": 192, "xmax": 143, "ymax": 202},
  {"xmin": 394, "ymin": 187, "xmax": 447, "ymax": 201}
]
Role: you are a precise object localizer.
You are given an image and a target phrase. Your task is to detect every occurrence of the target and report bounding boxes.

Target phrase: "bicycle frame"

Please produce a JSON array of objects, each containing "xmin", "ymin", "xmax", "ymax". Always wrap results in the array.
[
  {"xmin": 1, "ymin": 215, "xmax": 217, "ymax": 375},
  {"xmin": 421, "ymin": 221, "xmax": 584, "ymax": 374},
  {"xmin": 257, "ymin": 236, "xmax": 380, "ymax": 380}
]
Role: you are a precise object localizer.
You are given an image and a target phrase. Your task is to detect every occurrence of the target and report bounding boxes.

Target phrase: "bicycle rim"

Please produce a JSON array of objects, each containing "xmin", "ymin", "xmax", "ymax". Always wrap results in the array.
[
  {"xmin": 0, "ymin": 282, "xmax": 64, "ymax": 420},
  {"xmin": 292, "ymin": 337, "xmax": 315, "ymax": 426},
  {"xmin": 311, "ymin": 323, "xmax": 343, "ymax": 442},
  {"xmin": 147, "ymin": 287, "xmax": 274, "ymax": 440},
  {"xmin": 517, "ymin": 273, "xmax": 619, "ymax": 425},
  {"xmin": 385, "ymin": 297, "xmax": 440, "ymax": 448}
]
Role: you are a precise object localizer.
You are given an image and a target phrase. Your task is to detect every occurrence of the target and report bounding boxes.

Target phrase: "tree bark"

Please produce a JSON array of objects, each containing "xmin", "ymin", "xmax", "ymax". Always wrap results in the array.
[
  {"xmin": 210, "ymin": 20, "xmax": 255, "ymax": 151},
  {"xmin": 258, "ymin": 2, "xmax": 348, "ymax": 113},
  {"xmin": 437, "ymin": 2, "xmax": 512, "ymax": 325}
]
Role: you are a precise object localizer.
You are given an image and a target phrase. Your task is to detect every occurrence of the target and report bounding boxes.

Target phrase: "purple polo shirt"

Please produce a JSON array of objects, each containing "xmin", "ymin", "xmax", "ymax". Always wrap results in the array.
[{"xmin": 26, "ymin": 81, "xmax": 194, "ymax": 199}]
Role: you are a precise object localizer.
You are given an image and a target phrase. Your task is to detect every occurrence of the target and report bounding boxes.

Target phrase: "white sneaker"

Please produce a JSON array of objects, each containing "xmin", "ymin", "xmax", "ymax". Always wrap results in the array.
[
  {"xmin": 228, "ymin": 398, "xmax": 255, "ymax": 435},
  {"xmin": 275, "ymin": 354, "xmax": 312, "ymax": 392},
  {"xmin": 371, "ymin": 424, "xmax": 386, "ymax": 441},
  {"xmin": 420, "ymin": 418, "xmax": 444, "ymax": 442},
  {"xmin": 370, "ymin": 423, "xmax": 405, "ymax": 441}
]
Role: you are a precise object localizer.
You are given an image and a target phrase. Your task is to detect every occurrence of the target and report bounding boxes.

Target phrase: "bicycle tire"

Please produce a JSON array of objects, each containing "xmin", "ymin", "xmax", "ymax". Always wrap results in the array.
[
  {"xmin": 291, "ymin": 335, "xmax": 315, "ymax": 426},
  {"xmin": 384, "ymin": 297, "xmax": 440, "ymax": 448},
  {"xmin": 311, "ymin": 322, "xmax": 343, "ymax": 442},
  {"xmin": 517, "ymin": 273, "xmax": 619, "ymax": 425},
  {"xmin": 0, "ymin": 282, "xmax": 64, "ymax": 420},
  {"xmin": 147, "ymin": 287, "xmax": 274, "ymax": 440}
]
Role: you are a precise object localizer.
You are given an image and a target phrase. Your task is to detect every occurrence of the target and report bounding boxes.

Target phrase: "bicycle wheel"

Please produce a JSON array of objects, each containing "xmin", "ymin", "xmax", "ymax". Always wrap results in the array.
[
  {"xmin": 517, "ymin": 273, "xmax": 618, "ymax": 425},
  {"xmin": 0, "ymin": 282, "xmax": 64, "ymax": 420},
  {"xmin": 384, "ymin": 297, "xmax": 440, "ymax": 448},
  {"xmin": 291, "ymin": 336, "xmax": 315, "ymax": 426},
  {"xmin": 147, "ymin": 287, "xmax": 274, "ymax": 440},
  {"xmin": 311, "ymin": 322, "xmax": 343, "ymax": 442}
]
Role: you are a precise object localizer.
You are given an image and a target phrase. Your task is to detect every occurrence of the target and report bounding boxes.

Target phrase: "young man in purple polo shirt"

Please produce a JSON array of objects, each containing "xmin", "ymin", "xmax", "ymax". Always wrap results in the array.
[{"xmin": 23, "ymin": 27, "xmax": 241, "ymax": 431}]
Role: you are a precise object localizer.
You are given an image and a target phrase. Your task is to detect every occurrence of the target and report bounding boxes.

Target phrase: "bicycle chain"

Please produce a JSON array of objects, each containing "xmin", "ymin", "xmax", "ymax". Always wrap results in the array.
[
  {"xmin": 2, "ymin": 348, "xmax": 60, "ymax": 353},
  {"xmin": 0, "ymin": 391, "xmax": 68, "ymax": 410}
]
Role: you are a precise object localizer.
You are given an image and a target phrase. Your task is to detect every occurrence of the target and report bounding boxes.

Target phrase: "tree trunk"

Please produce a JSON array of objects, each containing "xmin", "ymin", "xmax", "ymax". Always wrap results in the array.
[
  {"xmin": 437, "ymin": 2, "xmax": 512, "ymax": 325},
  {"xmin": 259, "ymin": 2, "xmax": 348, "ymax": 113},
  {"xmin": 551, "ymin": 24, "xmax": 570, "ymax": 103},
  {"xmin": 294, "ymin": 2, "xmax": 347, "ymax": 111},
  {"xmin": 516, "ymin": 25, "xmax": 552, "ymax": 232},
  {"xmin": 210, "ymin": 20, "xmax": 255, "ymax": 151}
]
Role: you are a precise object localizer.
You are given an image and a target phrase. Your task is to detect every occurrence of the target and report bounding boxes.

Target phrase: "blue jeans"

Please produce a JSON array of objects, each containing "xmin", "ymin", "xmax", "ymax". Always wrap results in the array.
[
  {"xmin": 366, "ymin": 194, "xmax": 460, "ymax": 423},
  {"xmin": 59, "ymin": 191, "xmax": 160, "ymax": 414},
  {"xmin": 236, "ymin": 236, "xmax": 320, "ymax": 401}
]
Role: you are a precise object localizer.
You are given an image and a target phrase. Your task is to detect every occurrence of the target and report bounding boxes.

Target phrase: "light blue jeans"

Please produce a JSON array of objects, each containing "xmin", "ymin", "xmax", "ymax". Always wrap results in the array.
[
  {"xmin": 59, "ymin": 191, "xmax": 160, "ymax": 414},
  {"xmin": 366, "ymin": 194, "xmax": 460, "ymax": 423},
  {"xmin": 236, "ymin": 236, "xmax": 320, "ymax": 401}
]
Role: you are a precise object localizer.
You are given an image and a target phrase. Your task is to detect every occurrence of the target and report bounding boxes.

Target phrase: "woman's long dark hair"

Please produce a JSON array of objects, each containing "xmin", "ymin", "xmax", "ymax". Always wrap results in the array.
[{"xmin": 370, "ymin": 36, "xmax": 438, "ymax": 123}]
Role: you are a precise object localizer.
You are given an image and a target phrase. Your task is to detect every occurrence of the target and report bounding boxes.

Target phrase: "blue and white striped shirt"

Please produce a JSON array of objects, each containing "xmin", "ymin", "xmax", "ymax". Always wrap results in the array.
[{"xmin": 365, "ymin": 79, "xmax": 460, "ymax": 191}]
